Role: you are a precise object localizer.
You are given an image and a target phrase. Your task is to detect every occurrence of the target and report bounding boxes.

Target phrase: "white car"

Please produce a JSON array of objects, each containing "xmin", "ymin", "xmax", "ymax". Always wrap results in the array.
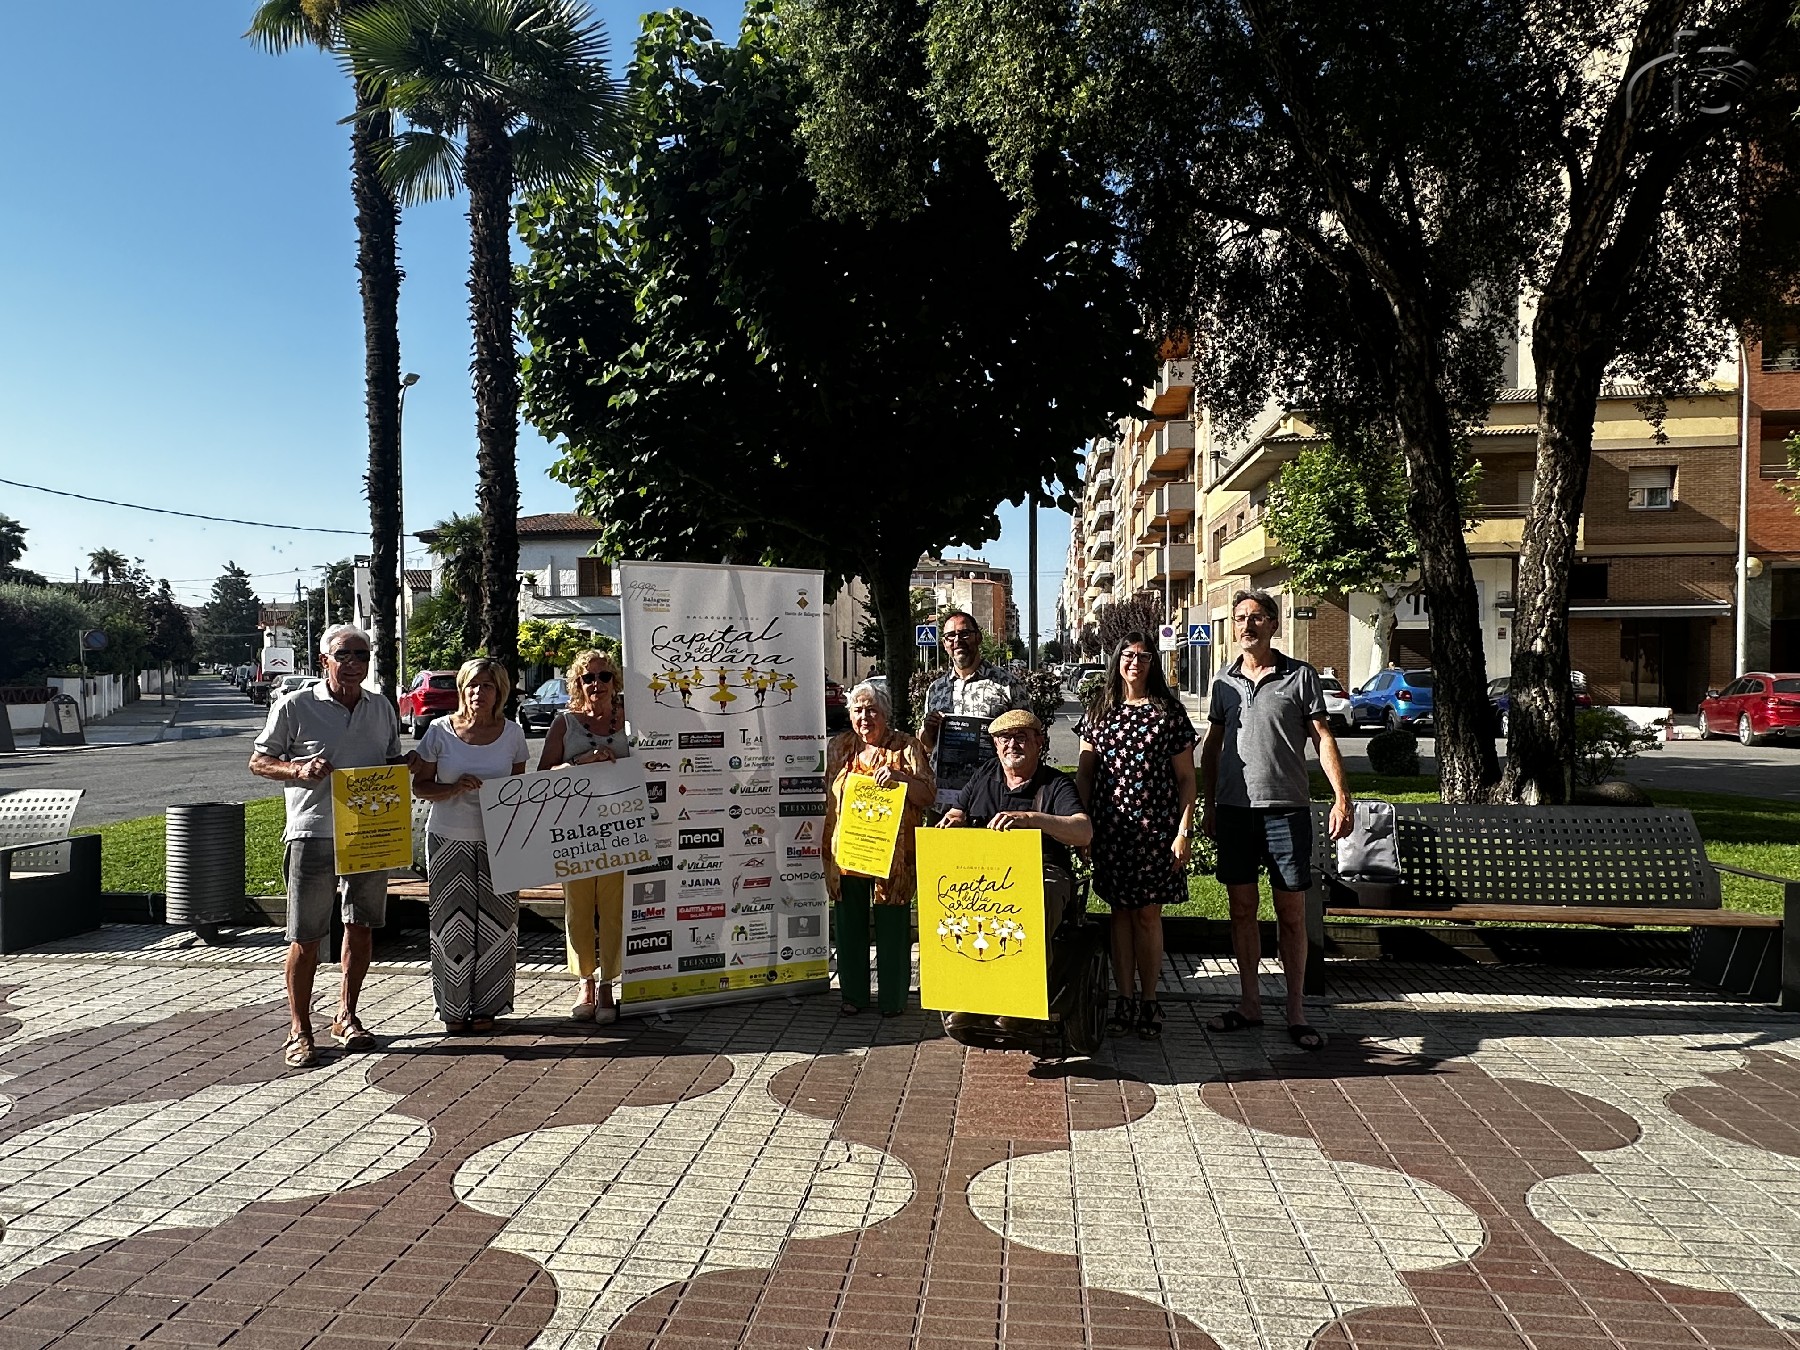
[{"xmin": 1320, "ymin": 676, "xmax": 1352, "ymax": 733}]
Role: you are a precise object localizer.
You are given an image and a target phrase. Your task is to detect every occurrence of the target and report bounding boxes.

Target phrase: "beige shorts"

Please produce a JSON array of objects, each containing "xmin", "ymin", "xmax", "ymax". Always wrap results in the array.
[{"xmin": 284, "ymin": 838, "xmax": 388, "ymax": 945}]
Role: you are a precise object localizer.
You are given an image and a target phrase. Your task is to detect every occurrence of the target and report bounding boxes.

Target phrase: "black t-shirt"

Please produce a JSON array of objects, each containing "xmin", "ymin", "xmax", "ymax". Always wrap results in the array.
[{"xmin": 957, "ymin": 760, "xmax": 1086, "ymax": 874}]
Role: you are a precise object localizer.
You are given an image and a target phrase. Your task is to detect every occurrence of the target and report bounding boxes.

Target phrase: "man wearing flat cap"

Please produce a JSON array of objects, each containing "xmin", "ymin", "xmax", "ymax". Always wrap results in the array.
[{"xmin": 937, "ymin": 709, "xmax": 1092, "ymax": 872}]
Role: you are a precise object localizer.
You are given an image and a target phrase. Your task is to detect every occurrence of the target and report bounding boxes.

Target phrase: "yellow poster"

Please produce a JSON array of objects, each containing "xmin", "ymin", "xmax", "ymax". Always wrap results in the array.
[
  {"xmin": 833, "ymin": 774, "xmax": 907, "ymax": 879},
  {"xmin": 331, "ymin": 765, "xmax": 413, "ymax": 875},
  {"xmin": 915, "ymin": 829, "xmax": 1048, "ymax": 1020}
]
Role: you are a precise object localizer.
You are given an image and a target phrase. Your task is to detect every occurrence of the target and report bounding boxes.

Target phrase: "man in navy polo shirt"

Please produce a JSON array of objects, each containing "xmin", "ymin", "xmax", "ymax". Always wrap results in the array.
[{"xmin": 1199, "ymin": 588, "xmax": 1352, "ymax": 1051}]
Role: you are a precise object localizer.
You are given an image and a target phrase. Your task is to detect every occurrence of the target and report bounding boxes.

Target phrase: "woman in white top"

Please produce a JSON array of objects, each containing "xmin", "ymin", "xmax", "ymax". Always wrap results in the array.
[
  {"xmin": 539, "ymin": 647, "xmax": 629, "ymax": 1023},
  {"xmin": 410, "ymin": 657, "xmax": 528, "ymax": 1033}
]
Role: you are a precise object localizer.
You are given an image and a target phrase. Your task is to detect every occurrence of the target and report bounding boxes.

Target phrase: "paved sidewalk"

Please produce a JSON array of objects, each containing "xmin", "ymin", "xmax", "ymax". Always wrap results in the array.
[
  {"xmin": 1, "ymin": 932, "xmax": 1798, "ymax": 1349},
  {"xmin": 8, "ymin": 690, "xmax": 184, "ymax": 752}
]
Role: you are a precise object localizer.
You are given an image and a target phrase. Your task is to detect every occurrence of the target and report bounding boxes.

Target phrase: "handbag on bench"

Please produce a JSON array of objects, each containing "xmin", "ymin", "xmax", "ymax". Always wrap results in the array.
[{"xmin": 1332, "ymin": 799, "xmax": 1406, "ymax": 907}]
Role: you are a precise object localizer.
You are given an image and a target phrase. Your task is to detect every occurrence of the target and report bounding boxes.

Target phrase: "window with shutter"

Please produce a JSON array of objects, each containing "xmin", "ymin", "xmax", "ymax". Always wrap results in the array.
[
  {"xmin": 577, "ymin": 557, "xmax": 612, "ymax": 597},
  {"xmin": 1626, "ymin": 466, "xmax": 1674, "ymax": 510}
]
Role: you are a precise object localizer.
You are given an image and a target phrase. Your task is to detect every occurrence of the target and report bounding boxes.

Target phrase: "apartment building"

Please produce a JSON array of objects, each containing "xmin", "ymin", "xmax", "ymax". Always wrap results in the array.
[
  {"xmin": 913, "ymin": 554, "xmax": 1017, "ymax": 640},
  {"xmin": 1064, "ymin": 345, "xmax": 1762, "ymax": 713},
  {"xmin": 1743, "ymin": 310, "xmax": 1800, "ymax": 671}
]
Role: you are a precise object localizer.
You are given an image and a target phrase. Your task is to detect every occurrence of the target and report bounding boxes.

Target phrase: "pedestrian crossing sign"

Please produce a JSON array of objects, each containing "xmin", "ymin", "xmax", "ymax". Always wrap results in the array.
[{"xmin": 1188, "ymin": 623, "xmax": 1211, "ymax": 646}]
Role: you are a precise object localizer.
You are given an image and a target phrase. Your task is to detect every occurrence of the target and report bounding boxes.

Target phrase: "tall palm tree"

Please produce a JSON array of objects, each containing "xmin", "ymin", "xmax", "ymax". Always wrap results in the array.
[
  {"xmin": 341, "ymin": 0, "xmax": 623, "ymax": 691},
  {"xmin": 87, "ymin": 548, "xmax": 129, "ymax": 586},
  {"xmin": 425, "ymin": 512, "xmax": 483, "ymax": 652},
  {"xmin": 248, "ymin": 0, "xmax": 406, "ymax": 704}
]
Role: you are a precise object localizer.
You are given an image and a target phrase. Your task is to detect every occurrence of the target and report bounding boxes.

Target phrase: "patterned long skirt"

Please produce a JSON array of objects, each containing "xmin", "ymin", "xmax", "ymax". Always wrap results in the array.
[{"xmin": 425, "ymin": 834, "xmax": 518, "ymax": 1022}]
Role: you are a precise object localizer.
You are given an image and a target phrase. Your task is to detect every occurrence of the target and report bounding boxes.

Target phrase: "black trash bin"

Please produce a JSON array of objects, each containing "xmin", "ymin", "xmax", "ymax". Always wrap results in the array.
[{"xmin": 166, "ymin": 802, "xmax": 246, "ymax": 943}]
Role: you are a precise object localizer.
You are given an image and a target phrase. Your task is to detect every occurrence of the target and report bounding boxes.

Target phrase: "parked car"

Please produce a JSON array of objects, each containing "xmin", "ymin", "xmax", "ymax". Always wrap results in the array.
[
  {"xmin": 825, "ymin": 677, "xmax": 848, "ymax": 729},
  {"xmin": 1698, "ymin": 672, "xmax": 1800, "ymax": 746},
  {"xmin": 1485, "ymin": 674, "xmax": 1592, "ymax": 737},
  {"xmin": 1064, "ymin": 663, "xmax": 1103, "ymax": 694},
  {"xmin": 274, "ymin": 674, "xmax": 320, "ymax": 700},
  {"xmin": 398, "ymin": 669, "xmax": 460, "ymax": 737},
  {"xmin": 517, "ymin": 677, "xmax": 572, "ymax": 734},
  {"xmin": 1319, "ymin": 676, "xmax": 1352, "ymax": 733},
  {"xmin": 1349, "ymin": 668, "xmax": 1436, "ymax": 732}
]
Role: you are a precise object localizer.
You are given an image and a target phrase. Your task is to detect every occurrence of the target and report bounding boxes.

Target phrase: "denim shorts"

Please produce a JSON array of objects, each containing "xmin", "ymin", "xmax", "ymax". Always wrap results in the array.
[
  {"xmin": 285, "ymin": 838, "xmax": 389, "ymax": 945},
  {"xmin": 1215, "ymin": 806, "xmax": 1314, "ymax": 893}
]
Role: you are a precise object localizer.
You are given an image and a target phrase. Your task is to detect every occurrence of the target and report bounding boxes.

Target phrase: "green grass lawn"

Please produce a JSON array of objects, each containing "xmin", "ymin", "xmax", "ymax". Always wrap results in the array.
[
  {"xmin": 75, "ymin": 797, "xmax": 289, "ymax": 896},
  {"xmin": 1090, "ymin": 772, "xmax": 1800, "ymax": 922}
]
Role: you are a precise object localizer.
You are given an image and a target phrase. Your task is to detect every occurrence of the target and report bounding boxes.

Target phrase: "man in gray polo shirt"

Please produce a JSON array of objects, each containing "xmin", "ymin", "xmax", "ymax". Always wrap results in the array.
[
  {"xmin": 250, "ymin": 624, "xmax": 403, "ymax": 1068},
  {"xmin": 1200, "ymin": 588, "xmax": 1352, "ymax": 1051}
]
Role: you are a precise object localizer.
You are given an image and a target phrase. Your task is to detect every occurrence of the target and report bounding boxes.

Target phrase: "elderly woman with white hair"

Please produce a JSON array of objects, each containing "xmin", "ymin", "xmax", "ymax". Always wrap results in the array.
[{"xmin": 824, "ymin": 680, "xmax": 935, "ymax": 1015}]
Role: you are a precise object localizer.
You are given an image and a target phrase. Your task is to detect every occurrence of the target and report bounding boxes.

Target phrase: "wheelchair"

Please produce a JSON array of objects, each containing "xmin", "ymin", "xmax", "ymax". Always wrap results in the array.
[{"xmin": 939, "ymin": 861, "xmax": 1111, "ymax": 1059}]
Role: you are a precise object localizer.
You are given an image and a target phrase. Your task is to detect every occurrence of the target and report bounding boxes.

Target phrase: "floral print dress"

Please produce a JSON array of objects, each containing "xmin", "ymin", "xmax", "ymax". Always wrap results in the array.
[{"xmin": 1078, "ymin": 700, "xmax": 1198, "ymax": 910}]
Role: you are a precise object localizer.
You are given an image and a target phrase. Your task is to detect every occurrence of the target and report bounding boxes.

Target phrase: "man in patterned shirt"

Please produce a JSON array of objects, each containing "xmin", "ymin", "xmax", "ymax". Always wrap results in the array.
[{"xmin": 919, "ymin": 610, "xmax": 1029, "ymax": 808}]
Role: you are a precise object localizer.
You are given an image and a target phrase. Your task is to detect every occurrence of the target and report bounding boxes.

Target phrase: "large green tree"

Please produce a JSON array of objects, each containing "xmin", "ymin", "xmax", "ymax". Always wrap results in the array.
[
  {"xmin": 341, "ymin": 0, "xmax": 624, "ymax": 695},
  {"xmin": 792, "ymin": 0, "xmax": 1559, "ymax": 797},
  {"xmin": 1501, "ymin": 0, "xmax": 1800, "ymax": 801},
  {"xmin": 516, "ymin": 6, "xmax": 1151, "ymax": 723},
  {"xmin": 197, "ymin": 564, "xmax": 264, "ymax": 667},
  {"xmin": 249, "ymin": 0, "xmax": 407, "ymax": 704},
  {"xmin": 0, "ymin": 514, "xmax": 25, "ymax": 570}
]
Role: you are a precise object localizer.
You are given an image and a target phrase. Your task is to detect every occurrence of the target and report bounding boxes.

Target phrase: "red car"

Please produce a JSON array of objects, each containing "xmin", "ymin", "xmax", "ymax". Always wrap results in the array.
[
  {"xmin": 398, "ymin": 669, "xmax": 460, "ymax": 737},
  {"xmin": 1699, "ymin": 672, "xmax": 1800, "ymax": 746}
]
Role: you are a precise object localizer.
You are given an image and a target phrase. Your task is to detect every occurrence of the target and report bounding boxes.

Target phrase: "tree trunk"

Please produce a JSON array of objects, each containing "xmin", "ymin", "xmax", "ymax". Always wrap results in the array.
[
  {"xmin": 352, "ymin": 103, "xmax": 404, "ymax": 704},
  {"xmin": 869, "ymin": 550, "xmax": 919, "ymax": 732},
  {"xmin": 1366, "ymin": 584, "xmax": 1400, "ymax": 686},
  {"xmin": 1386, "ymin": 327, "xmax": 1498, "ymax": 802},
  {"xmin": 465, "ymin": 108, "xmax": 521, "ymax": 699},
  {"xmin": 1501, "ymin": 312, "xmax": 1605, "ymax": 802}
]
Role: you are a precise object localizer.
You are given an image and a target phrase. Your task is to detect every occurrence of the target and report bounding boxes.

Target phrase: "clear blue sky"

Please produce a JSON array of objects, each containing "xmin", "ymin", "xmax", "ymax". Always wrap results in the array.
[{"xmin": 0, "ymin": 2, "xmax": 1068, "ymax": 639}]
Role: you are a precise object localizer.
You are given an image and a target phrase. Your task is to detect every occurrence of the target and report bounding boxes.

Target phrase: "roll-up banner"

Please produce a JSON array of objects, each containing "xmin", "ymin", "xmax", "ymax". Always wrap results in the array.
[{"xmin": 618, "ymin": 562, "xmax": 831, "ymax": 1014}]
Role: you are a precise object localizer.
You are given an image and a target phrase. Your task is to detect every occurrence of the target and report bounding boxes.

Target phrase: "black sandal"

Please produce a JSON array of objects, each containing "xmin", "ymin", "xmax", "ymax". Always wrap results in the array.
[
  {"xmin": 1106, "ymin": 996, "xmax": 1137, "ymax": 1036},
  {"xmin": 1137, "ymin": 1000, "xmax": 1165, "ymax": 1040}
]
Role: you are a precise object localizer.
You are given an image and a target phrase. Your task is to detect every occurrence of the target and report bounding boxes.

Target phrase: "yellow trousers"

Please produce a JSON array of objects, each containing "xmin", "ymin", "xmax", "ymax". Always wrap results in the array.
[{"xmin": 563, "ymin": 872, "xmax": 624, "ymax": 981}]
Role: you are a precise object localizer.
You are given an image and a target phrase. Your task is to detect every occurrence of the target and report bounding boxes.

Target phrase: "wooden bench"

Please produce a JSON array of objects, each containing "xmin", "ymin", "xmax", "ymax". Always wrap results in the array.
[
  {"xmin": 1302, "ymin": 803, "xmax": 1797, "ymax": 1008},
  {"xmin": 0, "ymin": 788, "xmax": 101, "ymax": 953}
]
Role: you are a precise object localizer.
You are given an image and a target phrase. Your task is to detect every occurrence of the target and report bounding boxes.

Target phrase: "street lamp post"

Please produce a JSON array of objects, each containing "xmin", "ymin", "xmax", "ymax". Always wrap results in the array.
[{"xmin": 396, "ymin": 372, "xmax": 420, "ymax": 692}]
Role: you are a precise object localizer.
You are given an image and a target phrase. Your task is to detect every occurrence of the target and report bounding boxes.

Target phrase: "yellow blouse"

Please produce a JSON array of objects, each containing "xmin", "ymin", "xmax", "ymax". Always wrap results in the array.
[{"xmin": 824, "ymin": 728, "xmax": 933, "ymax": 906}]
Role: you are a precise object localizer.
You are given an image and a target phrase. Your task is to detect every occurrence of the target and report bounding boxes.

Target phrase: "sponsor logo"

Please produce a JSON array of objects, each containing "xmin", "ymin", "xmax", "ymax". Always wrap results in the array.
[
  {"xmin": 676, "ymin": 878, "xmax": 722, "ymax": 897},
  {"xmin": 730, "ymin": 919, "xmax": 774, "ymax": 943},
  {"xmin": 780, "ymin": 776, "xmax": 826, "ymax": 794},
  {"xmin": 634, "ymin": 730, "xmax": 675, "ymax": 750},
  {"xmin": 784, "ymin": 751, "xmax": 826, "ymax": 770},
  {"xmin": 677, "ymin": 806, "xmax": 726, "ymax": 818},
  {"xmin": 778, "ymin": 733, "xmax": 825, "ymax": 742},
  {"xmin": 679, "ymin": 732, "xmax": 724, "ymax": 749},
  {"xmin": 732, "ymin": 804, "xmax": 777, "ymax": 818},
  {"xmin": 649, "ymin": 807, "xmax": 661, "ymax": 822},
  {"xmin": 623, "ymin": 960, "xmax": 673, "ymax": 976},
  {"xmin": 785, "ymin": 894, "xmax": 827, "ymax": 911},
  {"xmin": 632, "ymin": 881, "xmax": 666, "ymax": 905},
  {"xmin": 733, "ymin": 874, "xmax": 772, "ymax": 894},
  {"xmin": 737, "ymin": 729, "xmax": 763, "ymax": 747},
  {"xmin": 741, "ymin": 855, "xmax": 769, "ymax": 870},
  {"xmin": 676, "ymin": 856, "xmax": 723, "ymax": 873},
  {"xmin": 626, "ymin": 930, "xmax": 672, "ymax": 955},
  {"xmin": 626, "ymin": 578, "xmax": 671, "ymax": 612},
  {"xmin": 678, "ymin": 902, "xmax": 726, "ymax": 920},
  {"xmin": 679, "ymin": 829, "xmax": 724, "ymax": 850},
  {"xmin": 781, "ymin": 943, "xmax": 829, "ymax": 961},
  {"xmin": 786, "ymin": 914, "xmax": 822, "ymax": 938},
  {"xmin": 740, "ymin": 824, "xmax": 767, "ymax": 846},
  {"xmin": 645, "ymin": 781, "xmax": 667, "ymax": 802},
  {"xmin": 793, "ymin": 821, "xmax": 817, "ymax": 842},
  {"xmin": 779, "ymin": 802, "xmax": 826, "ymax": 817},
  {"xmin": 785, "ymin": 845, "xmax": 821, "ymax": 861},
  {"xmin": 780, "ymin": 869, "xmax": 825, "ymax": 883},
  {"xmin": 630, "ymin": 905, "xmax": 666, "ymax": 923},
  {"xmin": 732, "ymin": 900, "xmax": 774, "ymax": 914},
  {"xmin": 679, "ymin": 755, "xmax": 720, "ymax": 774},
  {"xmin": 630, "ymin": 854, "xmax": 674, "ymax": 874},
  {"xmin": 686, "ymin": 926, "xmax": 721, "ymax": 947},
  {"xmin": 730, "ymin": 778, "xmax": 773, "ymax": 797},
  {"xmin": 678, "ymin": 783, "xmax": 724, "ymax": 797},
  {"xmin": 643, "ymin": 760, "xmax": 672, "ymax": 772}
]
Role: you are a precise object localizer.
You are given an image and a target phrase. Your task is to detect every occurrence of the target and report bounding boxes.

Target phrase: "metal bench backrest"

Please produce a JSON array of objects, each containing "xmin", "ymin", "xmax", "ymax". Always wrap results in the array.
[
  {"xmin": 0, "ymin": 789, "xmax": 84, "ymax": 873},
  {"xmin": 1310, "ymin": 803, "xmax": 1719, "ymax": 909}
]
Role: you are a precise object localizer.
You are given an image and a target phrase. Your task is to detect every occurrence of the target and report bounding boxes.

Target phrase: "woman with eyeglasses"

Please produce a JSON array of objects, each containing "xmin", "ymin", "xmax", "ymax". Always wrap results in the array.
[
  {"xmin": 410, "ymin": 657, "xmax": 529, "ymax": 1033},
  {"xmin": 539, "ymin": 648, "xmax": 629, "ymax": 1023},
  {"xmin": 1075, "ymin": 632, "xmax": 1198, "ymax": 1040}
]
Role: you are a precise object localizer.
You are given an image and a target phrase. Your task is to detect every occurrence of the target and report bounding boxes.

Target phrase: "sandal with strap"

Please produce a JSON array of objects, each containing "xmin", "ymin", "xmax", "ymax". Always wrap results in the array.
[
  {"xmin": 1137, "ymin": 1000, "xmax": 1166, "ymax": 1040},
  {"xmin": 1106, "ymin": 996, "xmax": 1138, "ymax": 1036},
  {"xmin": 329, "ymin": 1015, "xmax": 376, "ymax": 1051},
  {"xmin": 1206, "ymin": 1008, "xmax": 1264, "ymax": 1034},
  {"xmin": 282, "ymin": 1031, "xmax": 317, "ymax": 1069}
]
